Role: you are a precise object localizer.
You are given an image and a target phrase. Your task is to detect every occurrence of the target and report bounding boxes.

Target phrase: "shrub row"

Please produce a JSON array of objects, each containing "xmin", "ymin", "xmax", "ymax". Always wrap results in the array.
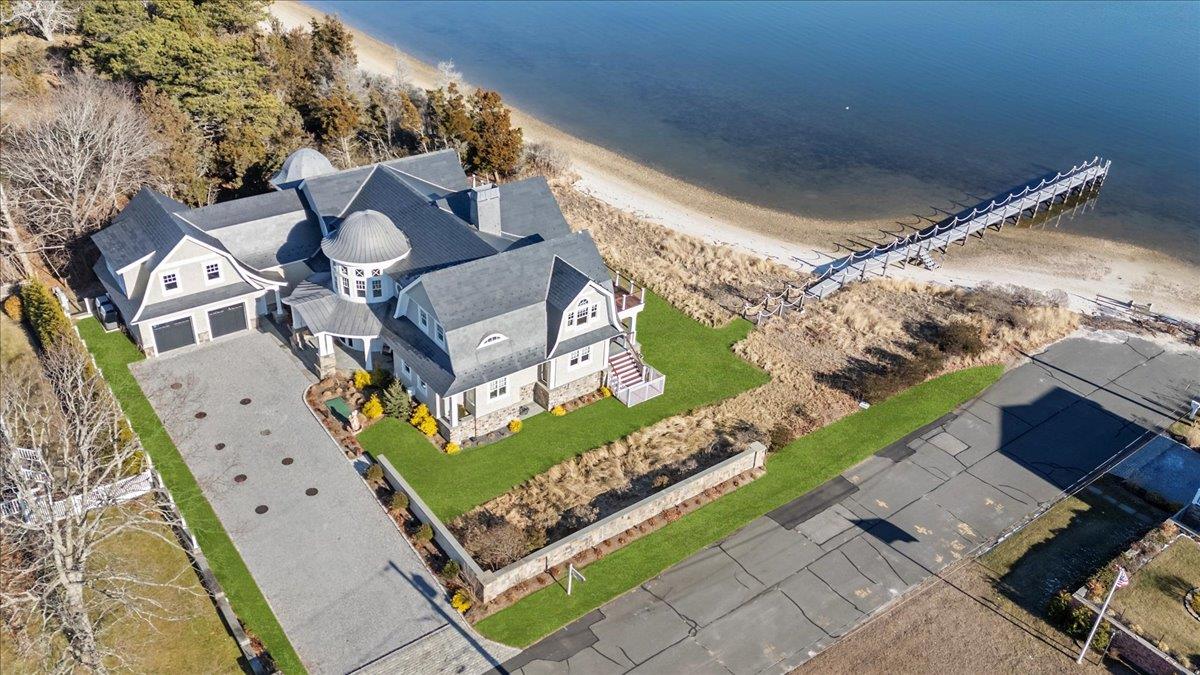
[
  {"xmin": 1046, "ymin": 590, "xmax": 1112, "ymax": 652},
  {"xmin": 19, "ymin": 280, "xmax": 73, "ymax": 349}
]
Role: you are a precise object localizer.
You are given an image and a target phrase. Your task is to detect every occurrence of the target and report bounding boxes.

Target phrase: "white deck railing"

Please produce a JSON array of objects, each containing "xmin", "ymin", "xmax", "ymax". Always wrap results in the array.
[{"xmin": 612, "ymin": 363, "xmax": 666, "ymax": 407}]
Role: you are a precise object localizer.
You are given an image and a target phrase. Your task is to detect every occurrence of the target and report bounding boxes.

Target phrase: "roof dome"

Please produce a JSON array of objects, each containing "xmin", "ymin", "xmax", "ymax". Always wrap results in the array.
[
  {"xmin": 269, "ymin": 148, "xmax": 335, "ymax": 188},
  {"xmin": 321, "ymin": 210, "xmax": 411, "ymax": 264}
]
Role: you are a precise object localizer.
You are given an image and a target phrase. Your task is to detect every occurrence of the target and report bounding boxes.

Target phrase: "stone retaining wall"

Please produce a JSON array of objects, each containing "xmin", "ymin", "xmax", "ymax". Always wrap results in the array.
[
  {"xmin": 379, "ymin": 443, "xmax": 768, "ymax": 605},
  {"xmin": 478, "ymin": 442, "xmax": 768, "ymax": 602}
]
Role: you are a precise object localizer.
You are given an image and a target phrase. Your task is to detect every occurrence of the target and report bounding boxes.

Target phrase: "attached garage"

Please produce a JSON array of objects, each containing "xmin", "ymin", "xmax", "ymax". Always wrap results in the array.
[
  {"xmin": 152, "ymin": 317, "xmax": 196, "ymax": 353},
  {"xmin": 207, "ymin": 303, "xmax": 248, "ymax": 339}
]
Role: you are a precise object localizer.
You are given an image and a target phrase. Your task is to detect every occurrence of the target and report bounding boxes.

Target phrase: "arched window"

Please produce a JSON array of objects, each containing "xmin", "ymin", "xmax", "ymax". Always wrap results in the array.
[
  {"xmin": 567, "ymin": 297, "xmax": 597, "ymax": 327},
  {"xmin": 478, "ymin": 333, "xmax": 508, "ymax": 348}
]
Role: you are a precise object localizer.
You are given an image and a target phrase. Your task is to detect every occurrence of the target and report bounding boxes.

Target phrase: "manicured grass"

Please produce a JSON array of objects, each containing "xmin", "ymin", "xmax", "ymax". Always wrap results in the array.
[
  {"xmin": 474, "ymin": 364, "xmax": 1004, "ymax": 647},
  {"xmin": 1110, "ymin": 537, "xmax": 1200, "ymax": 660},
  {"xmin": 360, "ymin": 293, "xmax": 770, "ymax": 521},
  {"xmin": 77, "ymin": 319, "xmax": 305, "ymax": 674}
]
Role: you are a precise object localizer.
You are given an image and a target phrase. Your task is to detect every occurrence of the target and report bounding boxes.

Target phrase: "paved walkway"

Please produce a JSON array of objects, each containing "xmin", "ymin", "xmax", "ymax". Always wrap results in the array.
[
  {"xmin": 134, "ymin": 331, "xmax": 514, "ymax": 674},
  {"xmin": 501, "ymin": 335, "xmax": 1198, "ymax": 674}
]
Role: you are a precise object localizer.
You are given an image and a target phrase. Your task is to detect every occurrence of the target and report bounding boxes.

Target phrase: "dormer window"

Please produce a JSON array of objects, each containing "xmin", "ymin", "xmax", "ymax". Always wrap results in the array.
[
  {"xmin": 418, "ymin": 307, "xmax": 428, "ymax": 328},
  {"xmin": 205, "ymin": 262, "xmax": 221, "ymax": 281},
  {"xmin": 435, "ymin": 324, "xmax": 445, "ymax": 343},
  {"xmin": 478, "ymin": 333, "xmax": 508, "ymax": 348},
  {"xmin": 162, "ymin": 273, "xmax": 178, "ymax": 292},
  {"xmin": 567, "ymin": 298, "xmax": 596, "ymax": 327}
]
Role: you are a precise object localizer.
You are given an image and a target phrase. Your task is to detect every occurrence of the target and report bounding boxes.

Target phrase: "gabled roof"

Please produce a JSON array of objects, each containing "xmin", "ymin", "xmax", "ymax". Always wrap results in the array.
[
  {"xmin": 408, "ymin": 231, "xmax": 609, "ymax": 332},
  {"xmin": 91, "ymin": 189, "xmax": 195, "ymax": 271},
  {"xmin": 545, "ymin": 256, "xmax": 593, "ymax": 353},
  {"xmin": 438, "ymin": 176, "xmax": 570, "ymax": 242}
]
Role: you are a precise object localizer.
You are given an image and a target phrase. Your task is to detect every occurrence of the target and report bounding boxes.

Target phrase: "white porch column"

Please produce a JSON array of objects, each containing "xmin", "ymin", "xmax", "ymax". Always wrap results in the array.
[
  {"xmin": 272, "ymin": 289, "xmax": 285, "ymax": 317},
  {"xmin": 449, "ymin": 393, "xmax": 459, "ymax": 426},
  {"xmin": 628, "ymin": 313, "xmax": 638, "ymax": 341},
  {"xmin": 318, "ymin": 333, "xmax": 334, "ymax": 356},
  {"xmin": 363, "ymin": 337, "xmax": 374, "ymax": 370}
]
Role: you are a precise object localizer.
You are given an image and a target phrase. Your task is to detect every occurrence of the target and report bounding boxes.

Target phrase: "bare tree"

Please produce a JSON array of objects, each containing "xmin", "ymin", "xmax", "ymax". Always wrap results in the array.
[
  {"xmin": 1, "ymin": 0, "xmax": 77, "ymax": 41},
  {"xmin": 436, "ymin": 60, "xmax": 463, "ymax": 89},
  {"xmin": 0, "ymin": 183, "xmax": 36, "ymax": 281},
  {"xmin": 2, "ymin": 76, "xmax": 158, "ymax": 263},
  {"xmin": 0, "ymin": 344, "xmax": 190, "ymax": 673}
]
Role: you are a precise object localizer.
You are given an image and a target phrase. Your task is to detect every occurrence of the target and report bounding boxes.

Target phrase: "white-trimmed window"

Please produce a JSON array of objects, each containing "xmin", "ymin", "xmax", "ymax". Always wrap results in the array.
[
  {"xmin": 569, "ymin": 347, "xmax": 591, "ymax": 367},
  {"xmin": 355, "ymin": 280, "xmax": 366, "ymax": 297},
  {"xmin": 435, "ymin": 323, "xmax": 444, "ymax": 343},
  {"xmin": 355, "ymin": 268, "xmax": 364, "ymax": 277},
  {"xmin": 204, "ymin": 262, "xmax": 221, "ymax": 282},
  {"xmin": 371, "ymin": 279, "xmax": 383, "ymax": 298},
  {"xmin": 568, "ymin": 298, "xmax": 593, "ymax": 327},
  {"xmin": 371, "ymin": 268, "xmax": 381, "ymax": 276},
  {"xmin": 488, "ymin": 376, "xmax": 508, "ymax": 400},
  {"xmin": 478, "ymin": 333, "xmax": 507, "ymax": 348},
  {"xmin": 400, "ymin": 358, "xmax": 411, "ymax": 375},
  {"xmin": 418, "ymin": 307, "xmax": 428, "ymax": 328},
  {"xmin": 341, "ymin": 277, "xmax": 350, "ymax": 295},
  {"xmin": 161, "ymin": 272, "xmax": 178, "ymax": 292}
]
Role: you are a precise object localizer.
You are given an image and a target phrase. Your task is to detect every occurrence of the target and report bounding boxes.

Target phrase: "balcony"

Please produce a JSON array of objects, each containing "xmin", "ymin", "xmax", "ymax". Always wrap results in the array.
[{"xmin": 611, "ymin": 269, "xmax": 646, "ymax": 319}]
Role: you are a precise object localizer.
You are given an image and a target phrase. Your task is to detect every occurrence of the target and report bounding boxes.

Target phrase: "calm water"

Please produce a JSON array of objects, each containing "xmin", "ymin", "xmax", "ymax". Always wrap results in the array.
[{"xmin": 313, "ymin": 1, "xmax": 1200, "ymax": 262}]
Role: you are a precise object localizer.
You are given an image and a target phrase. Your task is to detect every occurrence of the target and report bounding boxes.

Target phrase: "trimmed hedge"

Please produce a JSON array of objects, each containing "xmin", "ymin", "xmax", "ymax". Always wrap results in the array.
[{"xmin": 19, "ymin": 280, "xmax": 72, "ymax": 348}]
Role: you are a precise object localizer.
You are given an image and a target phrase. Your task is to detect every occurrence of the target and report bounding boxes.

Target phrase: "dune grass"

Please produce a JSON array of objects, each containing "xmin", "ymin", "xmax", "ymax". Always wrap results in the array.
[
  {"xmin": 474, "ymin": 364, "xmax": 1003, "ymax": 647},
  {"xmin": 77, "ymin": 319, "xmax": 305, "ymax": 674},
  {"xmin": 359, "ymin": 293, "xmax": 769, "ymax": 522}
]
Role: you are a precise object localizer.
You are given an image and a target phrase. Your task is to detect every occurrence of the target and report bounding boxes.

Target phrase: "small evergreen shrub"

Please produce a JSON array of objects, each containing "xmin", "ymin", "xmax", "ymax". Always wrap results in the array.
[
  {"xmin": 19, "ymin": 280, "xmax": 71, "ymax": 349},
  {"xmin": 550, "ymin": 405, "xmax": 566, "ymax": 416},
  {"xmin": 2, "ymin": 294, "xmax": 22, "ymax": 321},
  {"xmin": 389, "ymin": 491, "xmax": 409, "ymax": 513},
  {"xmin": 413, "ymin": 523, "xmax": 433, "ymax": 544},
  {"xmin": 353, "ymin": 369, "xmax": 371, "ymax": 390},
  {"xmin": 370, "ymin": 367, "xmax": 391, "ymax": 388},
  {"xmin": 362, "ymin": 394, "xmax": 383, "ymax": 420},
  {"xmin": 936, "ymin": 321, "xmax": 985, "ymax": 356},
  {"xmin": 365, "ymin": 463, "xmax": 383, "ymax": 484},
  {"xmin": 444, "ymin": 442, "xmax": 461, "ymax": 455},
  {"xmin": 382, "ymin": 380, "xmax": 411, "ymax": 419},
  {"xmin": 441, "ymin": 560, "xmax": 461, "ymax": 579},
  {"xmin": 507, "ymin": 419, "xmax": 522, "ymax": 433}
]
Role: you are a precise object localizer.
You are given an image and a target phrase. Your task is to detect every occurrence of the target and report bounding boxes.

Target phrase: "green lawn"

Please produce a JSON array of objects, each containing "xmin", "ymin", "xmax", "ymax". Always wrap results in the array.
[
  {"xmin": 474, "ymin": 364, "xmax": 1004, "ymax": 647},
  {"xmin": 1111, "ymin": 538, "xmax": 1200, "ymax": 663},
  {"xmin": 360, "ymin": 293, "xmax": 770, "ymax": 521},
  {"xmin": 77, "ymin": 319, "xmax": 305, "ymax": 674}
]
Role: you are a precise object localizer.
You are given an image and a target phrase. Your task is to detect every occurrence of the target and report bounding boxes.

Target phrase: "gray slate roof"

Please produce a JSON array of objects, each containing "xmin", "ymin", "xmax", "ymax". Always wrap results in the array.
[
  {"xmin": 321, "ymin": 210, "xmax": 412, "ymax": 264},
  {"xmin": 92, "ymin": 189, "xmax": 199, "ymax": 272},
  {"xmin": 137, "ymin": 281, "xmax": 259, "ymax": 322},
  {"xmin": 439, "ymin": 176, "xmax": 570, "ymax": 243}
]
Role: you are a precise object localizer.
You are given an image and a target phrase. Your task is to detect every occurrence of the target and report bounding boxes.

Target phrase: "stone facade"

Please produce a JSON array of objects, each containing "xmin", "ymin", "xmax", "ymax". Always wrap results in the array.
[
  {"xmin": 534, "ymin": 371, "xmax": 604, "ymax": 410},
  {"xmin": 449, "ymin": 382, "xmax": 536, "ymax": 443}
]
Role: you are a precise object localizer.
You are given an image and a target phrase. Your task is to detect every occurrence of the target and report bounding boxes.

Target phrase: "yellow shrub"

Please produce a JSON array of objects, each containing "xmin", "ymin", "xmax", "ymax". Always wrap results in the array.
[
  {"xmin": 2, "ymin": 294, "xmax": 21, "ymax": 321},
  {"xmin": 550, "ymin": 405, "xmax": 566, "ymax": 416},
  {"xmin": 599, "ymin": 386, "xmax": 612, "ymax": 398},
  {"xmin": 409, "ymin": 403, "xmax": 430, "ymax": 426},
  {"xmin": 362, "ymin": 394, "xmax": 383, "ymax": 420},
  {"xmin": 450, "ymin": 589, "xmax": 472, "ymax": 613},
  {"xmin": 353, "ymin": 369, "xmax": 371, "ymax": 390},
  {"xmin": 418, "ymin": 416, "xmax": 439, "ymax": 437},
  {"xmin": 445, "ymin": 442, "xmax": 461, "ymax": 455},
  {"xmin": 507, "ymin": 419, "xmax": 523, "ymax": 433}
]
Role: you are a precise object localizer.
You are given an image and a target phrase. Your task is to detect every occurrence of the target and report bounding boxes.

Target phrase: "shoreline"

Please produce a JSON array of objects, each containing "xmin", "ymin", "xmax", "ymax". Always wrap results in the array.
[{"xmin": 268, "ymin": 1, "xmax": 1199, "ymax": 319}]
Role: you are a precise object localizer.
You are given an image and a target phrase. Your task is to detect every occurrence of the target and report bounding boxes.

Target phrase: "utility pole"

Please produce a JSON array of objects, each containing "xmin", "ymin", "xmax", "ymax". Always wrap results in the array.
[{"xmin": 1076, "ymin": 567, "xmax": 1127, "ymax": 664}]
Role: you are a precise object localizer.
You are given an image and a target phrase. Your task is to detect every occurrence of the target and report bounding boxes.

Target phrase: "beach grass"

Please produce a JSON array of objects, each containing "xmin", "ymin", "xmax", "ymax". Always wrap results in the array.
[
  {"xmin": 77, "ymin": 319, "xmax": 305, "ymax": 675},
  {"xmin": 359, "ymin": 292, "xmax": 769, "ymax": 522},
  {"xmin": 474, "ymin": 364, "xmax": 1003, "ymax": 647}
]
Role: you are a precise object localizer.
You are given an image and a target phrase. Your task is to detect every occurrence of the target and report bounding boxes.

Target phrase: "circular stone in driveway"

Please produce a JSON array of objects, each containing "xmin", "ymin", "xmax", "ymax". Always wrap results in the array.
[
  {"xmin": 215, "ymin": 443, "xmax": 226, "ymax": 450},
  {"xmin": 255, "ymin": 505, "xmax": 268, "ymax": 514},
  {"xmin": 305, "ymin": 488, "xmax": 318, "ymax": 496},
  {"xmin": 170, "ymin": 382, "xmax": 182, "ymax": 390},
  {"xmin": 240, "ymin": 398, "xmax": 252, "ymax": 405},
  {"xmin": 281, "ymin": 457, "xmax": 294, "ymax": 466},
  {"xmin": 194, "ymin": 411, "xmax": 207, "ymax": 419},
  {"xmin": 234, "ymin": 474, "xmax": 247, "ymax": 484},
  {"xmin": 260, "ymin": 429, "xmax": 271, "ymax": 436}
]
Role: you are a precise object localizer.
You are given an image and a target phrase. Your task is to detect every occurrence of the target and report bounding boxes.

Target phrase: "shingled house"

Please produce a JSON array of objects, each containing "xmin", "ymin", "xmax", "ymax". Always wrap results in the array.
[{"xmin": 91, "ymin": 149, "xmax": 663, "ymax": 442}]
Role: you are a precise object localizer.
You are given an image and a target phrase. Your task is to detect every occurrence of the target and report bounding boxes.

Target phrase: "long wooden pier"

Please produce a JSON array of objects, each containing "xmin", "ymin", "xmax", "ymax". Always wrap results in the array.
[{"xmin": 743, "ymin": 156, "xmax": 1111, "ymax": 323}]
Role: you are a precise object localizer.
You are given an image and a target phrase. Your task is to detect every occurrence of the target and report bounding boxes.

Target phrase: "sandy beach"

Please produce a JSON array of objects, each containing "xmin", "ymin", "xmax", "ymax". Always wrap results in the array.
[{"xmin": 269, "ymin": 1, "xmax": 1199, "ymax": 319}]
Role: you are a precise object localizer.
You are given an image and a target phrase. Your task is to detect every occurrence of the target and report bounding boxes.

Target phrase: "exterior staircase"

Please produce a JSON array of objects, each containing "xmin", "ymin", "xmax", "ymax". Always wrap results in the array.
[
  {"xmin": 608, "ymin": 349, "xmax": 644, "ymax": 390},
  {"xmin": 915, "ymin": 251, "xmax": 940, "ymax": 269},
  {"xmin": 606, "ymin": 340, "xmax": 666, "ymax": 406}
]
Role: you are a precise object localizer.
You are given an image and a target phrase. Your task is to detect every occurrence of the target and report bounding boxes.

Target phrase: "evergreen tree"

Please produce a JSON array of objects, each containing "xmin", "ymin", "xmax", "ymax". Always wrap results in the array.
[
  {"xmin": 314, "ymin": 80, "xmax": 363, "ymax": 167},
  {"xmin": 381, "ymin": 380, "xmax": 411, "ymax": 420},
  {"xmin": 141, "ymin": 86, "xmax": 214, "ymax": 206},
  {"xmin": 467, "ymin": 89, "xmax": 523, "ymax": 178},
  {"xmin": 424, "ymin": 82, "xmax": 475, "ymax": 155}
]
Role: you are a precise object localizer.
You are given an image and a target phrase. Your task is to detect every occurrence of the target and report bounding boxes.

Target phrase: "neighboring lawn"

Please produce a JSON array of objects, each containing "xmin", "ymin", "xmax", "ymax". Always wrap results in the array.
[
  {"xmin": 475, "ymin": 364, "xmax": 1003, "ymax": 647},
  {"xmin": 360, "ymin": 293, "xmax": 769, "ymax": 521},
  {"xmin": 77, "ymin": 319, "xmax": 305, "ymax": 674},
  {"xmin": 1, "ymin": 314, "xmax": 35, "ymax": 366},
  {"xmin": 1111, "ymin": 537, "xmax": 1200, "ymax": 664},
  {"xmin": 983, "ymin": 479, "xmax": 1165, "ymax": 612}
]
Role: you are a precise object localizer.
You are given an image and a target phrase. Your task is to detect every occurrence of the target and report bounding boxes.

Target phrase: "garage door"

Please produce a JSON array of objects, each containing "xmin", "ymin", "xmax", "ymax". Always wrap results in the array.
[
  {"xmin": 152, "ymin": 317, "xmax": 195, "ymax": 353},
  {"xmin": 207, "ymin": 303, "xmax": 247, "ymax": 339}
]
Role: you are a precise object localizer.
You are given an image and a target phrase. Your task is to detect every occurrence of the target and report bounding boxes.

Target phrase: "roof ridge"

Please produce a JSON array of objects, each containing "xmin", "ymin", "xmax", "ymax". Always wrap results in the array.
[{"xmin": 335, "ymin": 164, "xmax": 380, "ymax": 219}]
